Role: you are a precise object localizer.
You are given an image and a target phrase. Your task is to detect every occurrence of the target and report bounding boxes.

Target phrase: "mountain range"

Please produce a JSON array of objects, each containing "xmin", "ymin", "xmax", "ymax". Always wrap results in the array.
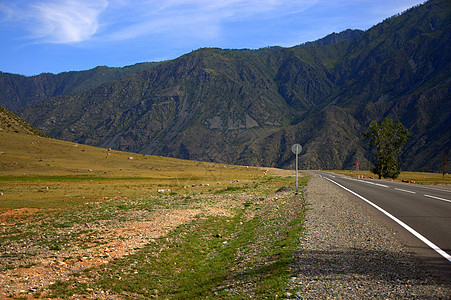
[{"xmin": 1, "ymin": 0, "xmax": 450, "ymax": 172}]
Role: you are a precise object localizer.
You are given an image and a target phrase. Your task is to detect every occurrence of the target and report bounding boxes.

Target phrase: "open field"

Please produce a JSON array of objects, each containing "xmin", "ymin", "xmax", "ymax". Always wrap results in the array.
[
  {"xmin": 330, "ymin": 170, "xmax": 450, "ymax": 186},
  {"xmin": 0, "ymin": 131, "xmax": 307, "ymax": 298},
  {"xmin": 0, "ymin": 131, "xmax": 264, "ymax": 213}
]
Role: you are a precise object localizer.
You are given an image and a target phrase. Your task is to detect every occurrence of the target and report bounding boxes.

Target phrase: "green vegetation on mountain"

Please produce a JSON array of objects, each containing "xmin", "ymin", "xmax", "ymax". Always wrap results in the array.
[{"xmin": 4, "ymin": 0, "xmax": 450, "ymax": 172}]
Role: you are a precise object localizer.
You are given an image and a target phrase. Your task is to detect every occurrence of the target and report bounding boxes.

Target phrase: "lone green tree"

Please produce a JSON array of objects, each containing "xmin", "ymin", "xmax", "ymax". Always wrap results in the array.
[{"xmin": 364, "ymin": 118, "xmax": 410, "ymax": 179}]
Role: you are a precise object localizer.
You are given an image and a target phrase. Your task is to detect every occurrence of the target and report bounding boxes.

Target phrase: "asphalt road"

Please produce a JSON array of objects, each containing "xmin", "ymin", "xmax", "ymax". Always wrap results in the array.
[{"xmin": 307, "ymin": 171, "xmax": 451, "ymax": 275}]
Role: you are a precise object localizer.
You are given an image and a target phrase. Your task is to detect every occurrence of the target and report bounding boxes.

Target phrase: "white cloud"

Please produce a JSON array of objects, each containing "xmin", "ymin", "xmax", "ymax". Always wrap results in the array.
[
  {"xmin": 101, "ymin": 0, "xmax": 318, "ymax": 41},
  {"xmin": 1, "ymin": 0, "xmax": 108, "ymax": 43},
  {"xmin": 33, "ymin": 0, "xmax": 108, "ymax": 43},
  {"xmin": 1, "ymin": 0, "xmax": 425, "ymax": 47},
  {"xmin": 1, "ymin": 0, "xmax": 318, "ymax": 44}
]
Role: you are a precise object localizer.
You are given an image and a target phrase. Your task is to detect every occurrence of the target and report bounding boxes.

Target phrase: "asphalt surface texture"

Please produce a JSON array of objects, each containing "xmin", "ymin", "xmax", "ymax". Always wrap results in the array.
[{"xmin": 308, "ymin": 171, "xmax": 451, "ymax": 279}]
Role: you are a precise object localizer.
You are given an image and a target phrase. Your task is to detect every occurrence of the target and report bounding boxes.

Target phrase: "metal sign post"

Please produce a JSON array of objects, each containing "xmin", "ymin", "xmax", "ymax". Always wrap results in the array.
[
  {"xmin": 356, "ymin": 160, "xmax": 359, "ymax": 178},
  {"xmin": 291, "ymin": 144, "xmax": 302, "ymax": 186}
]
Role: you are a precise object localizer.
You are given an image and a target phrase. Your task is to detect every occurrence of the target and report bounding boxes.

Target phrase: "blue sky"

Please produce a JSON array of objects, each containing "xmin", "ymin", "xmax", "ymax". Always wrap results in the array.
[{"xmin": 1, "ymin": 0, "xmax": 425, "ymax": 76}]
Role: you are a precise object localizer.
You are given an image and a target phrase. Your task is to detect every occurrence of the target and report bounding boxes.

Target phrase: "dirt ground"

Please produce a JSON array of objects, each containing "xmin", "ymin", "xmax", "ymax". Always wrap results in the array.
[{"xmin": 0, "ymin": 193, "xmax": 243, "ymax": 299}]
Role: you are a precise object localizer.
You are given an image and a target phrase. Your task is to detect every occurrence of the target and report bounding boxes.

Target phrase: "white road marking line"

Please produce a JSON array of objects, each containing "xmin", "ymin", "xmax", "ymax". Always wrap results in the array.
[
  {"xmin": 424, "ymin": 194, "xmax": 451, "ymax": 204},
  {"xmin": 413, "ymin": 185, "xmax": 451, "ymax": 193},
  {"xmin": 359, "ymin": 180, "xmax": 389, "ymax": 188},
  {"xmin": 370, "ymin": 182, "xmax": 389, "ymax": 188},
  {"xmin": 394, "ymin": 188, "xmax": 416, "ymax": 194},
  {"xmin": 340, "ymin": 174, "xmax": 451, "ymax": 194},
  {"xmin": 346, "ymin": 177, "xmax": 389, "ymax": 188},
  {"xmin": 324, "ymin": 177, "xmax": 451, "ymax": 263}
]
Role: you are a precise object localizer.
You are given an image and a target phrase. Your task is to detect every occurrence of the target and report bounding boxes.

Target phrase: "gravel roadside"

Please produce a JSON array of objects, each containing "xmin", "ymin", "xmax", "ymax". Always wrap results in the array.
[{"xmin": 289, "ymin": 174, "xmax": 450, "ymax": 299}]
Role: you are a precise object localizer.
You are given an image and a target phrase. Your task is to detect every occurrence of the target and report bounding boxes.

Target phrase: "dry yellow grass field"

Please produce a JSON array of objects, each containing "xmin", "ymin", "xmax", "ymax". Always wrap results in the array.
[{"xmin": 0, "ymin": 131, "xmax": 264, "ymax": 214}]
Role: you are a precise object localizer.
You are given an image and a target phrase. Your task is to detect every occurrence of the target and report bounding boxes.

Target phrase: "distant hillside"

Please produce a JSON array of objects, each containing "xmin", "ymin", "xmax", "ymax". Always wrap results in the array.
[
  {"xmin": 0, "ymin": 105, "xmax": 47, "ymax": 137},
  {"xmin": 244, "ymin": 0, "xmax": 451, "ymax": 171},
  {"xmin": 12, "ymin": 0, "xmax": 451, "ymax": 172},
  {"xmin": 0, "ymin": 62, "xmax": 161, "ymax": 112}
]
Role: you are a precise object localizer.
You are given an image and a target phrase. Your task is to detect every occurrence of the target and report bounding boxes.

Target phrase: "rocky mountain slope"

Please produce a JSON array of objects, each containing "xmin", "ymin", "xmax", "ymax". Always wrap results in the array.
[{"xmin": 9, "ymin": 0, "xmax": 451, "ymax": 172}]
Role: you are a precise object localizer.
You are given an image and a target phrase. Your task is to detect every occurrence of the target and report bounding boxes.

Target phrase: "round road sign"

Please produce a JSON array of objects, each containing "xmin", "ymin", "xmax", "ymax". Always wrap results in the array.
[{"xmin": 291, "ymin": 144, "xmax": 302, "ymax": 155}]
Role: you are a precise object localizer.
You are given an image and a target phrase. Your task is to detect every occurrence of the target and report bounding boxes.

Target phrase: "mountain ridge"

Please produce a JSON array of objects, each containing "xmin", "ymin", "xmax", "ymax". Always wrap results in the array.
[{"xmin": 0, "ymin": 62, "xmax": 162, "ymax": 112}]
